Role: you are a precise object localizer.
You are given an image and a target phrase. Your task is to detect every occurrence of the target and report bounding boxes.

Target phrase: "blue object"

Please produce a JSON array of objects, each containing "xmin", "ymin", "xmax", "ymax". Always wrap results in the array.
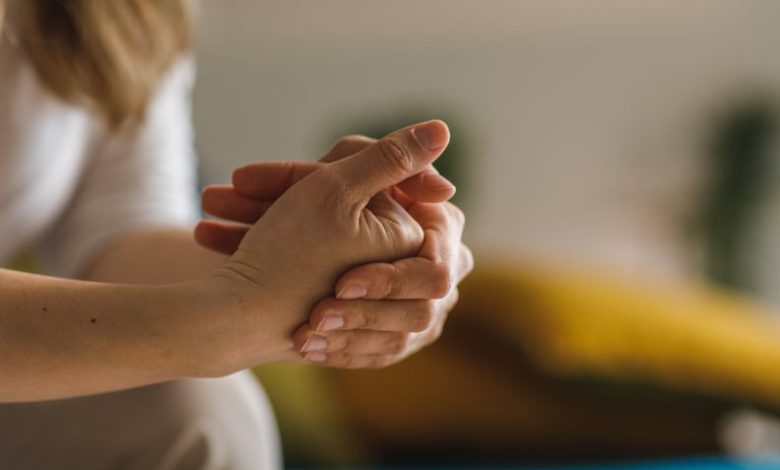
[
  {"xmin": 538, "ymin": 456, "xmax": 780, "ymax": 470},
  {"xmin": 308, "ymin": 457, "xmax": 780, "ymax": 470}
]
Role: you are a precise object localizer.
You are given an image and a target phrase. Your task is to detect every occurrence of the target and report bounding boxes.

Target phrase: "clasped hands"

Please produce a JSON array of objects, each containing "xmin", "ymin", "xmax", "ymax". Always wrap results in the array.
[{"xmin": 196, "ymin": 120, "xmax": 473, "ymax": 370}]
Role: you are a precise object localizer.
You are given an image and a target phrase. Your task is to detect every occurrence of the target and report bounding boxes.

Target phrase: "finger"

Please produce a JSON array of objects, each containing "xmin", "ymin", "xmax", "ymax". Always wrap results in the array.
[
  {"xmin": 324, "ymin": 120, "xmax": 450, "ymax": 203},
  {"xmin": 294, "ymin": 325, "xmax": 410, "ymax": 356},
  {"xmin": 194, "ymin": 220, "xmax": 250, "ymax": 255},
  {"xmin": 322, "ymin": 135, "xmax": 455, "ymax": 202},
  {"xmin": 302, "ymin": 352, "xmax": 397, "ymax": 369},
  {"xmin": 439, "ymin": 287, "xmax": 460, "ymax": 323},
  {"xmin": 201, "ymin": 185, "xmax": 273, "ymax": 223},
  {"xmin": 335, "ymin": 257, "xmax": 452, "ymax": 300},
  {"xmin": 395, "ymin": 166, "xmax": 456, "ymax": 202},
  {"xmin": 321, "ymin": 135, "xmax": 375, "ymax": 163},
  {"xmin": 301, "ymin": 294, "xmax": 458, "ymax": 367},
  {"xmin": 388, "ymin": 186, "xmax": 416, "ymax": 209},
  {"xmin": 411, "ymin": 201, "xmax": 465, "ymax": 271},
  {"xmin": 459, "ymin": 242, "xmax": 475, "ymax": 281},
  {"xmin": 308, "ymin": 297, "xmax": 435, "ymax": 333},
  {"xmin": 232, "ymin": 161, "xmax": 323, "ymax": 199},
  {"xmin": 334, "ymin": 203, "xmax": 464, "ymax": 300}
]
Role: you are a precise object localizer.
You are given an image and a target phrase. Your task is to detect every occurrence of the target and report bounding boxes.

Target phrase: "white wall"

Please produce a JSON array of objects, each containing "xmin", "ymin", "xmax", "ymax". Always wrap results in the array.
[{"xmin": 193, "ymin": 0, "xmax": 780, "ymax": 281}]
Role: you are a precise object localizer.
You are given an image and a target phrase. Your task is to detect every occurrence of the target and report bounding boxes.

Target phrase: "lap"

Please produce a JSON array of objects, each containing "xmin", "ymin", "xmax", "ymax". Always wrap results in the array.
[{"xmin": 0, "ymin": 371, "xmax": 280, "ymax": 470}]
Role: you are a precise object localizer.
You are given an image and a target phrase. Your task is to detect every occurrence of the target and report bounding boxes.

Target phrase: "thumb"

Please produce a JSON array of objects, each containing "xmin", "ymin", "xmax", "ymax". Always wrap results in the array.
[{"xmin": 325, "ymin": 120, "xmax": 450, "ymax": 203}]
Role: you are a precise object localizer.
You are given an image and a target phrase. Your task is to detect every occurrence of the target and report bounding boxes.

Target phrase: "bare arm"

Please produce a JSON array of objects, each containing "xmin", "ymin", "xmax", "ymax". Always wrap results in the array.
[
  {"xmin": 0, "ymin": 120, "xmax": 450, "ymax": 402},
  {"xmin": 0, "ymin": 230, "xmax": 236, "ymax": 402},
  {"xmin": 0, "ymin": 269, "xmax": 237, "ymax": 403},
  {"xmin": 83, "ymin": 229, "xmax": 225, "ymax": 284}
]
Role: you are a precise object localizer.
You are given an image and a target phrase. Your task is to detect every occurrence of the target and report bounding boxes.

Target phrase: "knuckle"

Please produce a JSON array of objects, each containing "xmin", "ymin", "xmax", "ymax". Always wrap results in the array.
[
  {"xmin": 431, "ymin": 322, "xmax": 445, "ymax": 341},
  {"xmin": 430, "ymin": 262, "xmax": 454, "ymax": 299},
  {"xmin": 338, "ymin": 331, "xmax": 357, "ymax": 352},
  {"xmin": 377, "ymin": 137, "xmax": 415, "ymax": 175},
  {"xmin": 382, "ymin": 263, "xmax": 402, "ymax": 298},
  {"xmin": 370, "ymin": 263, "xmax": 397, "ymax": 298},
  {"xmin": 461, "ymin": 244, "xmax": 475, "ymax": 275},
  {"xmin": 388, "ymin": 333, "xmax": 409, "ymax": 354},
  {"xmin": 448, "ymin": 204, "xmax": 466, "ymax": 227},
  {"xmin": 401, "ymin": 219, "xmax": 425, "ymax": 250},
  {"xmin": 412, "ymin": 301, "xmax": 436, "ymax": 332},
  {"xmin": 449, "ymin": 288, "xmax": 460, "ymax": 309},
  {"xmin": 361, "ymin": 308, "xmax": 378, "ymax": 329}
]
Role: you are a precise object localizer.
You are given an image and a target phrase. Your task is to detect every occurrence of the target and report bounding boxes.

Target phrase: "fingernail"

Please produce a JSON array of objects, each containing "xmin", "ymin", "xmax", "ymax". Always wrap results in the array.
[
  {"xmin": 306, "ymin": 352, "xmax": 328, "ymax": 363},
  {"xmin": 319, "ymin": 316, "xmax": 345, "ymax": 332},
  {"xmin": 435, "ymin": 183, "xmax": 457, "ymax": 193},
  {"xmin": 301, "ymin": 336, "xmax": 328, "ymax": 352},
  {"xmin": 337, "ymin": 285, "xmax": 367, "ymax": 300},
  {"xmin": 412, "ymin": 121, "xmax": 449, "ymax": 151}
]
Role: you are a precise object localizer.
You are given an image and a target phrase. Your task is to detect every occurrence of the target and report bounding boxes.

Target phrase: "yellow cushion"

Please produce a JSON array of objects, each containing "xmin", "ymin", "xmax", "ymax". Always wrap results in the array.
[{"xmin": 458, "ymin": 260, "xmax": 780, "ymax": 409}]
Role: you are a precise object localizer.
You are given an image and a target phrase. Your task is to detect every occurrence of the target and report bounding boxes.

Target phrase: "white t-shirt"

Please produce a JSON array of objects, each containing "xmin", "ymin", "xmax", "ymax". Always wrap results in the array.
[{"xmin": 0, "ymin": 30, "xmax": 199, "ymax": 278}]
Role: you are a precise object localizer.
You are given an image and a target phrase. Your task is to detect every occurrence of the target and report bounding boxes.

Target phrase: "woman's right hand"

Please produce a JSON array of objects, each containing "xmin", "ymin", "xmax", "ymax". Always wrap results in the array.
[{"xmin": 192, "ymin": 120, "xmax": 451, "ymax": 375}]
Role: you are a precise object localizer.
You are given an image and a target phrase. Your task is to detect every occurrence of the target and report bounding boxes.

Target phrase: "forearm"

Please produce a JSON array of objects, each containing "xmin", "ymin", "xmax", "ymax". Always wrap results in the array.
[
  {"xmin": 81, "ymin": 230, "xmax": 301, "ymax": 370},
  {"xmin": 83, "ymin": 229, "xmax": 225, "ymax": 284},
  {"xmin": 83, "ymin": 230, "xmax": 305, "ymax": 364},
  {"xmin": 0, "ymin": 269, "xmax": 235, "ymax": 402},
  {"xmin": 1, "ymin": 269, "xmax": 183, "ymax": 401}
]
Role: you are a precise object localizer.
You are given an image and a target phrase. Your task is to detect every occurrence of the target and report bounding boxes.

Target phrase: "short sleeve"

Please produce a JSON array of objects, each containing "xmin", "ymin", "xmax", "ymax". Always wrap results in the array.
[{"xmin": 40, "ymin": 58, "xmax": 200, "ymax": 278}]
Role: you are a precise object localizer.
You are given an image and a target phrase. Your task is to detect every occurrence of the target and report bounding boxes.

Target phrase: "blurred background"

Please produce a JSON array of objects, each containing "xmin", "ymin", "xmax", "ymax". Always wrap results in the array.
[{"xmin": 192, "ymin": 1, "xmax": 780, "ymax": 468}]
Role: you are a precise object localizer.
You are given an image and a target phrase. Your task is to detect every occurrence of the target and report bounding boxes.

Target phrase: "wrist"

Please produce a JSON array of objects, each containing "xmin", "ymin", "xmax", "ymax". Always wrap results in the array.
[{"xmin": 165, "ymin": 266, "xmax": 300, "ymax": 378}]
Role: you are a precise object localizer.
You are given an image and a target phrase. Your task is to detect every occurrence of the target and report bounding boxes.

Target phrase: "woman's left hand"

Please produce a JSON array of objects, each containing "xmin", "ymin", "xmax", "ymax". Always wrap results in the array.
[{"xmin": 198, "ymin": 134, "xmax": 473, "ymax": 368}]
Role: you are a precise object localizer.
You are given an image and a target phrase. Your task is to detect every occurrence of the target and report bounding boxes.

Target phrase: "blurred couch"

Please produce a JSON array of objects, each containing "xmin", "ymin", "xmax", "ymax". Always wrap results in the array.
[{"xmin": 256, "ymin": 258, "xmax": 780, "ymax": 467}]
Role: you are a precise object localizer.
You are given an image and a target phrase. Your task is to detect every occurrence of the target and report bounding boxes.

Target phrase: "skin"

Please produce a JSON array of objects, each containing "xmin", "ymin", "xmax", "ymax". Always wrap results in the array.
[
  {"xmin": 0, "ymin": 120, "xmax": 462, "ymax": 402},
  {"xmin": 199, "ymin": 133, "xmax": 474, "ymax": 369},
  {"xmin": 0, "ymin": 268, "xmax": 231, "ymax": 402}
]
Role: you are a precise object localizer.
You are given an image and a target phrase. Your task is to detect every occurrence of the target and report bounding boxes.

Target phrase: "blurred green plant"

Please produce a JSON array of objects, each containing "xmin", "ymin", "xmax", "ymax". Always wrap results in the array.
[{"xmin": 699, "ymin": 97, "xmax": 778, "ymax": 290}]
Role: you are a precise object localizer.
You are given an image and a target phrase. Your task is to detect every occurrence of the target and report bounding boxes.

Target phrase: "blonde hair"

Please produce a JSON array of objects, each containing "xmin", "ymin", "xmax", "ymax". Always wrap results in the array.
[{"xmin": 2, "ymin": 0, "xmax": 192, "ymax": 129}]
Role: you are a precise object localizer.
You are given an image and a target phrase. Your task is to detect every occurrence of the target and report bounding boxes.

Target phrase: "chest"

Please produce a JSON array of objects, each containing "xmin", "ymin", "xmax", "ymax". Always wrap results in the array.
[{"xmin": 0, "ymin": 43, "xmax": 96, "ymax": 262}]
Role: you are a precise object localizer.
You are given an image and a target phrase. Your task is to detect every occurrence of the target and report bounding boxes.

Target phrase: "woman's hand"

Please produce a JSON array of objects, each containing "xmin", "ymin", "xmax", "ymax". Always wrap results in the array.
[
  {"xmin": 198, "ymin": 127, "xmax": 473, "ymax": 369},
  {"xmin": 294, "ymin": 199, "xmax": 473, "ymax": 368},
  {"xmin": 195, "ymin": 120, "xmax": 451, "ymax": 374}
]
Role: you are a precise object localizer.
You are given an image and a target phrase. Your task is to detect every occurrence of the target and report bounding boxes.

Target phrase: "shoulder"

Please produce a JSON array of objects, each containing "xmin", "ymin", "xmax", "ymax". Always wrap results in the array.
[{"xmin": 158, "ymin": 56, "xmax": 197, "ymax": 100}]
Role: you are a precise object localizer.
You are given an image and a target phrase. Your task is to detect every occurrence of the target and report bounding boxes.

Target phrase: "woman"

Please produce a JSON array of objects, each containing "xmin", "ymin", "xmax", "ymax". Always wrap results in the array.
[{"xmin": 0, "ymin": 1, "xmax": 472, "ymax": 469}]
